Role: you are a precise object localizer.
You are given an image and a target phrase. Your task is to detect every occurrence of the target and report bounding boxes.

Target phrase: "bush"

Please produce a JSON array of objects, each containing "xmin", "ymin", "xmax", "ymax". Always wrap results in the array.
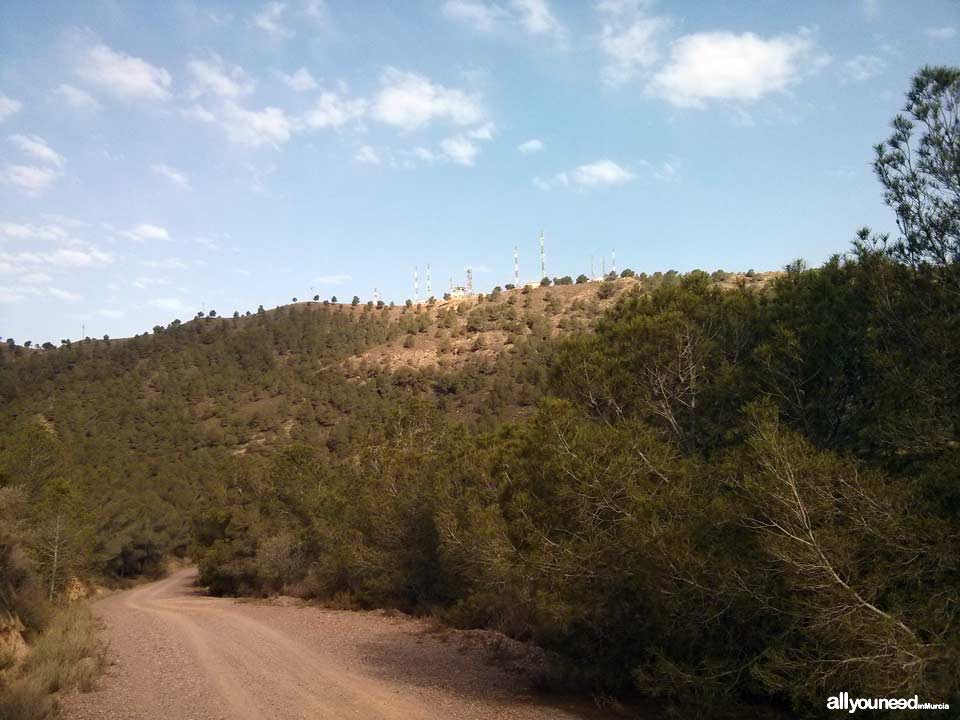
[{"xmin": 0, "ymin": 604, "xmax": 107, "ymax": 720}]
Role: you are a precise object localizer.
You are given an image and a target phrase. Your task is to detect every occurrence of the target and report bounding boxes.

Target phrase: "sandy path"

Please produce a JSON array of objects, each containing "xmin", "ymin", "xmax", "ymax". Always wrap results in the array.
[{"xmin": 62, "ymin": 568, "xmax": 606, "ymax": 720}]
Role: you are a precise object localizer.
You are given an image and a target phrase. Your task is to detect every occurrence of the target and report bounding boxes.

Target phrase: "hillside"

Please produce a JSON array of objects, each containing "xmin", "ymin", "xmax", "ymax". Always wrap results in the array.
[{"xmin": 3, "ymin": 258, "xmax": 956, "ymax": 715}]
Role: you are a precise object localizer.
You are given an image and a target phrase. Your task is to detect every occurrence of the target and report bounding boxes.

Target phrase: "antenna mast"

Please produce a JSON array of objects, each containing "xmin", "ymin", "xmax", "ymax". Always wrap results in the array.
[
  {"xmin": 514, "ymin": 245, "xmax": 519, "ymax": 287},
  {"xmin": 612, "ymin": 249, "xmax": 616, "ymax": 276},
  {"xmin": 539, "ymin": 230, "xmax": 546, "ymax": 280},
  {"xmin": 414, "ymin": 266, "xmax": 419, "ymax": 303},
  {"xmin": 466, "ymin": 267, "xmax": 474, "ymax": 294},
  {"xmin": 426, "ymin": 264, "xmax": 432, "ymax": 296}
]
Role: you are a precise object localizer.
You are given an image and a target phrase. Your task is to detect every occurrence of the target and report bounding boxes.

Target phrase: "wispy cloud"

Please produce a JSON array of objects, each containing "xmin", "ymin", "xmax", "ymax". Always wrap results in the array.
[
  {"xmin": 0, "ymin": 93, "xmax": 23, "ymax": 122},
  {"xmin": 152, "ymin": 163, "xmax": 191, "ymax": 190},
  {"xmin": 535, "ymin": 159, "xmax": 635, "ymax": 190},
  {"xmin": 442, "ymin": 1, "xmax": 508, "ymax": 31},
  {"xmin": 76, "ymin": 42, "xmax": 172, "ymax": 101},
  {"xmin": 51, "ymin": 84, "xmax": 100, "ymax": 110},
  {"xmin": 925, "ymin": 26, "xmax": 956, "ymax": 40},
  {"xmin": 840, "ymin": 54, "xmax": 885, "ymax": 82},
  {"xmin": 9, "ymin": 134, "xmax": 65, "ymax": 167},
  {"xmin": 598, "ymin": 0, "xmax": 670, "ymax": 86},
  {"xmin": 149, "ymin": 297, "xmax": 191, "ymax": 312},
  {"xmin": 441, "ymin": 0, "xmax": 565, "ymax": 41},
  {"xmin": 372, "ymin": 68, "xmax": 484, "ymax": 131},
  {"xmin": 279, "ymin": 67, "xmax": 317, "ymax": 92},
  {"xmin": 122, "ymin": 224, "xmax": 171, "ymax": 242},
  {"xmin": 0, "ymin": 164, "xmax": 62, "ymax": 196},
  {"xmin": 314, "ymin": 273, "xmax": 351, "ymax": 285},
  {"xmin": 301, "ymin": 91, "xmax": 367, "ymax": 129},
  {"xmin": 518, "ymin": 138, "xmax": 544, "ymax": 154},
  {"xmin": 187, "ymin": 54, "xmax": 255, "ymax": 99},
  {"xmin": 354, "ymin": 145, "xmax": 381, "ymax": 165},
  {"xmin": 253, "ymin": 2, "xmax": 292, "ymax": 38}
]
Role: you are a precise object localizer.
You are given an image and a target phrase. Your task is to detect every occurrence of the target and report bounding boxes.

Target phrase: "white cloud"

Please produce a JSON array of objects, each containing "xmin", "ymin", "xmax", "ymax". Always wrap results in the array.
[
  {"xmin": 143, "ymin": 258, "xmax": 188, "ymax": 270},
  {"xmin": 131, "ymin": 276, "xmax": 168, "ymax": 289},
  {"xmin": 0, "ymin": 94, "xmax": 21, "ymax": 122},
  {"xmin": 47, "ymin": 287, "xmax": 81, "ymax": 303},
  {"xmin": 122, "ymin": 224, "xmax": 171, "ymax": 242},
  {"xmin": 303, "ymin": 0, "xmax": 330, "ymax": 22},
  {"xmin": 52, "ymin": 84, "xmax": 100, "ymax": 110},
  {"xmin": 301, "ymin": 92, "xmax": 367, "ymax": 129},
  {"xmin": 77, "ymin": 43, "xmax": 172, "ymax": 101},
  {"xmin": 649, "ymin": 29, "xmax": 826, "ymax": 108},
  {"xmin": 0, "ymin": 222, "xmax": 68, "ymax": 241},
  {"xmin": 840, "ymin": 55, "xmax": 885, "ymax": 82},
  {"xmin": 181, "ymin": 105, "xmax": 217, "ymax": 123},
  {"xmin": 372, "ymin": 68, "xmax": 484, "ymax": 131},
  {"xmin": 518, "ymin": 138, "xmax": 544, "ymax": 154},
  {"xmin": 218, "ymin": 102, "xmax": 293, "ymax": 147},
  {"xmin": 413, "ymin": 147, "xmax": 438, "ymax": 162},
  {"xmin": 641, "ymin": 158, "xmax": 679, "ymax": 182},
  {"xmin": 925, "ymin": 26, "xmax": 956, "ymax": 40},
  {"xmin": 149, "ymin": 297, "xmax": 190, "ymax": 312},
  {"xmin": 21, "ymin": 272, "xmax": 52, "ymax": 284},
  {"xmin": 466, "ymin": 122, "xmax": 496, "ymax": 140},
  {"xmin": 536, "ymin": 159, "xmax": 634, "ymax": 190},
  {"xmin": 598, "ymin": 0, "xmax": 671, "ymax": 86},
  {"xmin": 152, "ymin": 163, "xmax": 191, "ymax": 190},
  {"xmin": 254, "ymin": 2, "xmax": 292, "ymax": 38},
  {"xmin": 441, "ymin": 1, "xmax": 509, "ymax": 31},
  {"xmin": 574, "ymin": 159, "xmax": 634, "ymax": 186},
  {"xmin": 511, "ymin": 0, "xmax": 565, "ymax": 40},
  {"xmin": 440, "ymin": 136, "xmax": 480, "ymax": 166},
  {"xmin": 314, "ymin": 273, "xmax": 351, "ymax": 285},
  {"xmin": 354, "ymin": 145, "xmax": 381, "ymax": 165},
  {"xmin": 441, "ymin": 0, "xmax": 563, "ymax": 39},
  {"xmin": 0, "ymin": 164, "xmax": 62, "ymax": 195},
  {"xmin": 187, "ymin": 55, "xmax": 255, "ymax": 99},
  {"xmin": 0, "ymin": 246, "xmax": 113, "ymax": 272},
  {"xmin": 280, "ymin": 67, "xmax": 317, "ymax": 92},
  {"xmin": 9, "ymin": 134, "xmax": 65, "ymax": 167},
  {"xmin": 99, "ymin": 309, "xmax": 125, "ymax": 319}
]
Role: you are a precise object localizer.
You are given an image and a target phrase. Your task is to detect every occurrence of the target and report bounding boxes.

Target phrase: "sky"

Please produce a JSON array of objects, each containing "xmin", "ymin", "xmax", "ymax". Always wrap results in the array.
[{"xmin": 0, "ymin": 1, "xmax": 957, "ymax": 344}]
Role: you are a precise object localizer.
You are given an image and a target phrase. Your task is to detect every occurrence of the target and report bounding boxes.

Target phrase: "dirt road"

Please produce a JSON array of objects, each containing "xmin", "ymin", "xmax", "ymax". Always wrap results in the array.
[{"xmin": 62, "ymin": 568, "xmax": 605, "ymax": 720}]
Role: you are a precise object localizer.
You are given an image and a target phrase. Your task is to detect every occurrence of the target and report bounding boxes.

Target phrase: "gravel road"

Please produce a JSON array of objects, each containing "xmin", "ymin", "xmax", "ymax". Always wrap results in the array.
[{"xmin": 61, "ymin": 568, "xmax": 607, "ymax": 720}]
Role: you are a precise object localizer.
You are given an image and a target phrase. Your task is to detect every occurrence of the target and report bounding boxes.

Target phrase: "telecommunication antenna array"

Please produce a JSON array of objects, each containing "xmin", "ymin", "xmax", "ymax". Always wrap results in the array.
[
  {"xmin": 426, "ymin": 264, "xmax": 432, "ymax": 296},
  {"xmin": 514, "ymin": 245, "xmax": 519, "ymax": 287},
  {"xmin": 466, "ymin": 267, "xmax": 474, "ymax": 293},
  {"xmin": 539, "ymin": 230, "xmax": 546, "ymax": 280},
  {"xmin": 414, "ymin": 266, "xmax": 420, "ymax": 303}
]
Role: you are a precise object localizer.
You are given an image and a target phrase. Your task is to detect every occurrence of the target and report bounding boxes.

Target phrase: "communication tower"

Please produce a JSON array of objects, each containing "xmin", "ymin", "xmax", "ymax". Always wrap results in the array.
[
  {"xmin": 539, "ymin": 230, "xmax": 546, "ymax": 280},
  {"xmin": 514, "ymin": 245, "xmax": 519, "ymax": 286}
]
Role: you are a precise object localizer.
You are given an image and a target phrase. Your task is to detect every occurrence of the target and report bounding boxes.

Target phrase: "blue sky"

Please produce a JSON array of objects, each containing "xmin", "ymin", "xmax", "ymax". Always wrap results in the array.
[{"xmin": 0, "ymin": 0, "xmax": 957, "ymax": 343}]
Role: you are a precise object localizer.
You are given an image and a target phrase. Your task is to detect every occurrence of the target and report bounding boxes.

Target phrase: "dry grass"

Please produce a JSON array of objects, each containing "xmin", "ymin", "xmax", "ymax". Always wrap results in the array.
[{"xmin": 0, "ymin": 604, "xmax": 107, "ymax": 720}]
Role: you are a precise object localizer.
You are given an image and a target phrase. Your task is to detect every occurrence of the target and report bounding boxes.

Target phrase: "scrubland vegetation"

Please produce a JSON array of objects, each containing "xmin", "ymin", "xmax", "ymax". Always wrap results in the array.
[{"xmin": 1, "ymin": 67, "xmax": 958, "ymax": 716}]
